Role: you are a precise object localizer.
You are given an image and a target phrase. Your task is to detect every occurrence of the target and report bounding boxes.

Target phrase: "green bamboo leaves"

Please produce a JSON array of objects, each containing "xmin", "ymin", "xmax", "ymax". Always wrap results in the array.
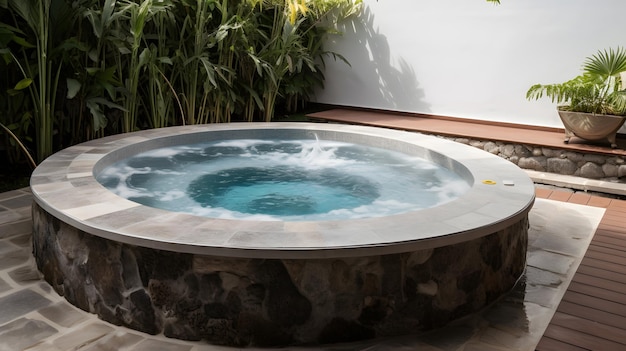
[{"xmin": 0, "ymin": 0, "xmax": 362, "ymax": 164}]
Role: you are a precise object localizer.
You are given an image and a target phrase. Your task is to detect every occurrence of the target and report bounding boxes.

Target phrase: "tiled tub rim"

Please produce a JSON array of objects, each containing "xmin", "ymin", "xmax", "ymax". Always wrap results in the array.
[{"xmin": 30, "ymin": 122, "xmax": 536, "ymax": 259}]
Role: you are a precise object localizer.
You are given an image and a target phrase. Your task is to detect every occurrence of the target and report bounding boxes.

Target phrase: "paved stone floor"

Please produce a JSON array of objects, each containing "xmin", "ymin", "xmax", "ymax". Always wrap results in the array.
[{"xmin": 0, "ymin": 188, "xmax": 605, "ymax": 351}]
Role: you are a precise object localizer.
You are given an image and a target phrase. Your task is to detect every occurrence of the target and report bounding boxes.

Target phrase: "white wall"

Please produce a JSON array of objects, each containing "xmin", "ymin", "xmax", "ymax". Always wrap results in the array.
[{"xmin": 315, "ymin": 0, "xmax": 626, "ymax": 129}]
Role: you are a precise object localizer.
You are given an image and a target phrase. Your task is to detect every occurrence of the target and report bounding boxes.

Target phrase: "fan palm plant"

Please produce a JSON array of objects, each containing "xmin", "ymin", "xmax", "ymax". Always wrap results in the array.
[
  {"xmin": 527, "ymin": 47, "xmax": 626, "ymax": 116},
  {"xmin": 527, "ymin": 47, "xmax": 626, "ymax": 148}
]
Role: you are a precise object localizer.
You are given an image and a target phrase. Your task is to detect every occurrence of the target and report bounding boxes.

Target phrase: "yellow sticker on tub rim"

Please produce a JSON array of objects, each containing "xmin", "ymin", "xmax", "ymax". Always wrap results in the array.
[{"xmin": 482, "ymin": 180, "xmax": 496, "ymax": 185}]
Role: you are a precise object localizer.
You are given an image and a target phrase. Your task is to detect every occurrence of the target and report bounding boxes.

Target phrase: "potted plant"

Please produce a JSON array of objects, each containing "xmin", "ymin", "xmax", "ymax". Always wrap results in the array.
[{"xmin": 526, "ymin": 47, "xmax": 626, "ymax": 148}]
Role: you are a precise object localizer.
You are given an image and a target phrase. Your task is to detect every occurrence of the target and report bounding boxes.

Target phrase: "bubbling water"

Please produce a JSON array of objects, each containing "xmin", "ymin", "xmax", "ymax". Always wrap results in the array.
[{"xmin": 96, "ymin": 139, "xmax": 470, "ymax": 221}]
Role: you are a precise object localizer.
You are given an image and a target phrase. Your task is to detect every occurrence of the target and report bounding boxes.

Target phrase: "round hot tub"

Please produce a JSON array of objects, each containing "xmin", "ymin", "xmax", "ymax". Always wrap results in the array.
[{"xmin": 31, "ymin": 123, "xmax": 534, "ymax": 346}]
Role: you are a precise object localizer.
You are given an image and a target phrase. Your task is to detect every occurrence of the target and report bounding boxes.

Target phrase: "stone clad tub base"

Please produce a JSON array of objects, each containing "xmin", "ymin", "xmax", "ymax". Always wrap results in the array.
[
  {"xmin": 30, "ymin": 123, "xmax": 535, "ymax": 346},
  {"xmin": 32, "ymin": 204, "xmax": 528, "ymax": 346}
]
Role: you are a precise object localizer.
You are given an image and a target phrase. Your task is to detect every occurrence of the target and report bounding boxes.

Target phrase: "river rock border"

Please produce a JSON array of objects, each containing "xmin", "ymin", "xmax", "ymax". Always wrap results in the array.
[{"xmin": 441, "ymin": 137, "xmax": 626, "ymax": 182}]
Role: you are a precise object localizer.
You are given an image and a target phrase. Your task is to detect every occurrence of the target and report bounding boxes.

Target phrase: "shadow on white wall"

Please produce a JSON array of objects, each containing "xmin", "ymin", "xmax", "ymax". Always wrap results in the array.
[{"xmin": 319, "ymin": 6, "xmax": 429, "ymax": 112}]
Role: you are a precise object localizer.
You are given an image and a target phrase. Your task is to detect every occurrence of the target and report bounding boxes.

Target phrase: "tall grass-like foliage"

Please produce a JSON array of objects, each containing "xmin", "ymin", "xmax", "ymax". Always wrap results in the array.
[
  {"xmin": 1, "ymin": 0, "xmax": 362, "ymax": 165},
  {"xmin": 1, "ymin": 0, "xmax": 75, "ymax": 162}
]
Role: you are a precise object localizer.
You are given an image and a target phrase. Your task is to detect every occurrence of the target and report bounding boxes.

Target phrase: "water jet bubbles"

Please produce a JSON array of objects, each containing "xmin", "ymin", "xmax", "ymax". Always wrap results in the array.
[{"xmin": 97, "ymin": 138, "xmax": 471, "ymax": 221}]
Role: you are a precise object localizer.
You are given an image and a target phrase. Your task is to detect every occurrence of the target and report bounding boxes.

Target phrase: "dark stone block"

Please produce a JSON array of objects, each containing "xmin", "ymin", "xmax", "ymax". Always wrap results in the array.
[
  {"xmin": 480, "ymin": 233, "xmax": 503, "ymax": 271},
  {"xmin": 457, "ymin": 270, "xmax": 482, "ymax": 292},
  {"xmin": 129, "ymin": 289, "xmax": 158, "ymax": 334},
  {"xmin": 148, "ymin": 279, "xmax": 175, "ymax": 307},
  {"xmin": 136, "ymin": 248, "xmax": 192, "ymax": 283},
  {"xmin": 238, "ymin": 312, "xmax": 293, "ymax": 347},
  {"xmin": 85, "ymin": 239, "xmax": 123, "ymax": 307},
  {"xmin": 199, "ymin": 273, "xmax": 223, "ymax": 301},
  {"xmin": 359, "ymin": 297, "xmax": 389, "ymax": 326},
  {"xmin": 204, "ymin": 302, "xmax": 228, "ymax": 319},
  {"xmin": 380, "ymin": 254, "xmax": 404, "ymax": 297},
  {"xmin": 256, "ymin": 260, "xmax": 311, "ymax": 326},
  {"xmin": 164, "ymin": 320, "xmax": 202, "ymax": 342},
  {"xmin": 403, "ymin": 277, "xmax": 417, "ymax": 299},
  {"xmin": 121, "ymin": 248, "xmax": 142, "ymax": 290},
  {"xmin": 318, "ymin": 318, "xmax": 375, "ymax": 344}
]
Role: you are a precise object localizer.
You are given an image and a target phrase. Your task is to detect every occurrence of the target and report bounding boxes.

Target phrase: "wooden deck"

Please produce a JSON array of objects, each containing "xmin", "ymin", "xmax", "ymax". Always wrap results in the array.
[
  {"xmin": 534, "ymin": 189, "xmax": 626, "ymax": 351},
  {"xmin": 308, "ymin": 108, "xmax": 626, "ymax": 351},
  {"xmin": 307, "ymin": 108, "xmax": 626, "ymax": 156}
]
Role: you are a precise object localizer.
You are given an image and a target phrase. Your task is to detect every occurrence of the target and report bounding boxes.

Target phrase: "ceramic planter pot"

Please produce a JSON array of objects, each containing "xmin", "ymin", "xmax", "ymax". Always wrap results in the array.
[{"xmin": 557, "ymin": 110, "xmax": 626, "ymax": 148}]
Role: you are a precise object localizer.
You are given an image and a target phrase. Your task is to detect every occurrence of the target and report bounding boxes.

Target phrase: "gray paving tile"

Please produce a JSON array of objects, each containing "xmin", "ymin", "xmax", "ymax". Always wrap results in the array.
[
  {"xmin": 52, "ymin": 323, "xmax": 114, "ymax": 350},
  {"xmin": 0, "ymin": 289, "xmax": 53, "ymax": 325},
  {"xmin": 8, "ymin": 262, "xmax": 42, "ymax": 285},
  {"xmin": 0, "ymin": 190, "xmax": 27, "ymax": 202},
  {"xmin": 0, "ymin": 248, "xmax": 29, "ymax": 270},
  {"xmin": 0, "ymin": 218, "xmax": 31, "ymax": 239},
  {"xmin": 16, "ymin": 341, "xmax": 63, "ymax": 351},
  {"xmin": 0, "ymin": 240, "xmax": 20, "ymax": 256},
  {"xmin": 133, "ymin": 339, "xmax": 193, "ymax": 351},
  {"xmin": 37, "ymin": 301, "xmax": 88, "ymax": 328},
  {"xmin": 38, "ymin": 282, "xmax": 53, "ymax": 294},
  {"xmin": 0, "ymin": 277, "xmax": 10, "ymax": 294},
  {"xmin": 0, "ymin": 318, "xmax": 57, "ymax": 351},
  {"xmin": 0, "ymin": 194, "xmax": 33, "ymax": 210},
  {"xmin": 9, "ymin": 232, "xmax": 32, "ymax": 248},
  {"xmin": 82, "ymin": 331, "xmax": 145, "ymax": 351},
  {"xmin": 526, "ymin": 250, "xmax": 575, "ymax": 276},
  {"xmin": 0, "ymin": 211, "xmax": 22, "ymax": 226},
  {"xmin": 524, "ymin": 266, "xmax": 565, "ymax": 288}
]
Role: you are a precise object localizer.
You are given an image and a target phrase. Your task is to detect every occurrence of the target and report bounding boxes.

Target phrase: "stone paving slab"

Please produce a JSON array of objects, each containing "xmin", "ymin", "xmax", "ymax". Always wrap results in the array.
[
  {"xmin": 0, "ymin": 290, "xmax": 53, "ymax": 325},
  {"xmin": 37, "ymin": 302, "xmax": 88, "ymax": 328},
  {"xmin": 0, "ymin": 318, "xmax": 58, "ymax": 351}
]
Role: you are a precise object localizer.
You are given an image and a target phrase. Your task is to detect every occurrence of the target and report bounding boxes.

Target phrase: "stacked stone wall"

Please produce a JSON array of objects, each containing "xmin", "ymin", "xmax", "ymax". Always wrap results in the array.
[
  {"xmin": 32, "ymin": 202, "xmax": 528, "ymax": 347},
  {"xmin": 440, "ymin": 136, "xmax": 626, "ymax": 182}
]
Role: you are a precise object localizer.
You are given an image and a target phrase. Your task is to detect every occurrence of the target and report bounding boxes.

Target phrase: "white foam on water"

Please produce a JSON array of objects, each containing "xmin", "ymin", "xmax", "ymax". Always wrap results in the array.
[
  {"xmin": 97, "ymin": 139, "xmax": 471, "ymax": 221},
  {"xmin": 141, "ymin": 145, "xmax": 204, "ymax": 158}
]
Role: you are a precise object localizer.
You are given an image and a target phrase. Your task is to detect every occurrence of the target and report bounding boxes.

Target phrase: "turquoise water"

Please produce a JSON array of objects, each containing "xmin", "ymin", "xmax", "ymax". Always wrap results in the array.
[{"xmin": 97, "ymin": 139, "xmax": 470, "ymax": 221}]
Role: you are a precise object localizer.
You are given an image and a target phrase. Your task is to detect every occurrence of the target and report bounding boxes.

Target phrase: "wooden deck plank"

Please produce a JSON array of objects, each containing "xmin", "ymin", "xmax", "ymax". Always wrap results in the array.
[
  {"xmin": 599, "ymin": 212, "xmax": 626, "ymax": 225},
  {"xmin": 594, "ymin": 228, "xmax": 626, "ymax": 239},
  {"xmin": 587, "ymin": 196, "xmax": 613, "ymax": 208},
  {"xmin": 607, "ymin": 199, "xmax": 626, "ymax": 209},
  {"xmin": 566, "ymin": 281, "xmax": 626, "ymax": 305},
  {"xmin": 551, "ymin": 301, "xmax": 626, "ymax": 330},
  {"xmin": 590, "ymin": 234, "xmax": 626, "ymax": 250},
  {"xmin": 547, "ymin": 312, "xmax": 626, "ymax": 346},
  {"xmin": 584, "ymin": 250, "xmax": 626, "ymax": 272},
  {"xmin": 561, "ymin": 291, "xmax": 626, "ymax": 318},
  {"xmin": 571, "ymin": 273, "xmax": 626, "ymax": 295},
  {"xmin": 541, "ymin": 323, "xmax": 626, "ymax": 350},
  {"xmin": 548, "ymin": 190, "xmax": 572, "ymax": 202},
  {"xmin": 577, "ymin": 258, "xmax": 626, "ymax": 279},
  {"xmin": 535, "ymin": 188, "xmax": 553, "ymax": 199},
  {"xmin": 535, "ymin": 336, "xmax": 589, "ymax": 351},
  {"xmin": 568, "ymin": 192, "xmax": 591, "ymax": 205},
  {"xmin": 595, "ymin": 225, "xmax": 626, "ymax": 235},
  {"xmin": 585, "ymin": 244, "xmax": 626, "ymax": 258}
]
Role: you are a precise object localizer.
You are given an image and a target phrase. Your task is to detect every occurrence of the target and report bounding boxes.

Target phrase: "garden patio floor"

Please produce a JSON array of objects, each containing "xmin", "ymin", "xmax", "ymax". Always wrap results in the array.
[{"xmin": 1, "ymin": 109, "xmax": 625, "ymax": 350}]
